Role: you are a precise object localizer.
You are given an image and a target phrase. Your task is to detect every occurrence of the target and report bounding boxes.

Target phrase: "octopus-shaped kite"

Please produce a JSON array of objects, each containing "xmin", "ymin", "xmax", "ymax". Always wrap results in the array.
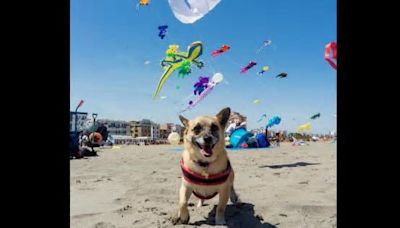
[
  {"xmin": 181, "ymin": 73, "xmax": 223, "ymax": 113},
  {"xmin": 193, "ymin": 76, "xmax": 209, "ymax": 95},
  {"xmin": 266, "ymin": 116, "xmax": 281, "ymax": 128},
  {"xmin": 153, "ymin": 41, "xmax": 204, "ymax": 99}
]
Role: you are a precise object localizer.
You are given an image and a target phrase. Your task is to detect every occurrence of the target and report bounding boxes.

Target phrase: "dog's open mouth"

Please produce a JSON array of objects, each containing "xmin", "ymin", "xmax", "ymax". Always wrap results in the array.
[{"xmin": 195, "ymin": 142, "xmax": 215, "ymax": 157}]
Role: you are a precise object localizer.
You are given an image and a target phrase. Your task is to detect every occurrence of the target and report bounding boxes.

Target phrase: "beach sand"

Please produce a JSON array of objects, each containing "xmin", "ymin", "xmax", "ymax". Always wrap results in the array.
[{"xmin": 70, "ymin": 142, "xmax": 336, "ymax": 228}]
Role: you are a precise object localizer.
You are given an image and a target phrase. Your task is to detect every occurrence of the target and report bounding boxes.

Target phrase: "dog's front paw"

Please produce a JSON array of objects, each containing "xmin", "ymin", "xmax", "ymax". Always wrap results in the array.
[
  {"xmin": 215, "ymin": 216, "xmax": 226, "ymax": 225},
  {"xmin": 171, "ymin": 215, "xmax": 190, "ymax": 225}
]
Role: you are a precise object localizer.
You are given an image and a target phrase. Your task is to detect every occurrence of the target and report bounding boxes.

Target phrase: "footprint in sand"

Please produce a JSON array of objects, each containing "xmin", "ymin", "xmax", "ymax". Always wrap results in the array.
[{"xmin": 94, "ymin": 222, "xmax": 116, "ymax": 228}]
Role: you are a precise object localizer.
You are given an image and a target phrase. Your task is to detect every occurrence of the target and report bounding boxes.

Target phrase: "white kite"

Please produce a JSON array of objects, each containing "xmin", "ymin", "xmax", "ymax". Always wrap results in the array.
[{"xmin": 168, "ymin": 0, "xmax": 222, "ymax": 24}]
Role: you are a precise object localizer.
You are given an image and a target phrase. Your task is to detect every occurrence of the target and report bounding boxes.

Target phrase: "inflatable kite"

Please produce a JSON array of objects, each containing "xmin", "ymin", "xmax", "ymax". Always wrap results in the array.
[
  {"xmin": 256, "ymin": 40, "xmax": 272, "ymax": 54},
  {"xmin": 324, "ymin": 41, "xmax": 337, "ymax": 69},
  {"xmin": 168, "ymin": 0, "xmax": 222, "ymax": 24},
  {"xmin": 153, "ymin": 41, "xmax": 204, "ymax": 99},
  {"xmin": 257, "ymin": 65, "xmax": 270, "ymax": 75},
  {"xmin": 297, "ymin": 122, "xmax": 312, "ymax": 132},
  {"xmin": 212, "ymin": 44, "xmax": 230, "ymax": 57},
  {"xmin": 181, "ymin": 73, "xmax": 223, "ymax": 113},
  {"xmin": 136, "ymin": 0, "xmax": 150, "ymax": 10},
  {"xmin": 257, "ymin": 114, "xmax": 267, "ymax": 123},
  {"xmin": 158, "ymin": 25, "xmax": 168, "ymax": 39},
  {"xmin": 240, "ymin": 61, "xmax": 257, "ymax": 73},
  {"xmin": 310, "ymin": 113, "xmax": 321, "ymax": 120},
  {"xmin": 266, "ymin": 116, "xmax": 281, "ymax": 128},
  {"xmin": 193, "ymin": 76, "xmax": 209, "ymax": 95},
  {"xmin": 276, "ymin": 72, "xmax": 287, "ymax": 78},
  {"xmin": 139, "ymin": 0, "xmax": 150, "ymax": 6}
]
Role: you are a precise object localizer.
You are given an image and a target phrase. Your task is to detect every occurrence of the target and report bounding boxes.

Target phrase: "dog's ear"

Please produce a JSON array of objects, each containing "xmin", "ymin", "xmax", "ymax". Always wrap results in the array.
[
  {"xmin": 216, "ymin": 107, "xmax": 231, "ymax": 128},
  {"xmin": 179, "ymin": 115, "xmax": 189, "ymax": 128}
]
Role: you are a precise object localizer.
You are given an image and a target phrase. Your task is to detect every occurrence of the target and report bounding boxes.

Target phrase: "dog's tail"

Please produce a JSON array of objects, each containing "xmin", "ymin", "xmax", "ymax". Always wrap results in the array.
[{"xmin": 230, "ymin": 185, "xmax": 240, "ymax": 204}]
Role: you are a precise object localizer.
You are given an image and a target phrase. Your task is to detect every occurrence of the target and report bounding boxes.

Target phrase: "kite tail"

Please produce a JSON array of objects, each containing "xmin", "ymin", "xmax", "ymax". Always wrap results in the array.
[
  {"xmin": 256, "ymin": 45, "xmax": 264, "ymax": 54},
  {"xmin": 325, "ymin": 58, "xmax": 337, "ymax": 69},
  {"xmin": 153, "ymin": 65, "xmax": 177, "ymax": 99}
]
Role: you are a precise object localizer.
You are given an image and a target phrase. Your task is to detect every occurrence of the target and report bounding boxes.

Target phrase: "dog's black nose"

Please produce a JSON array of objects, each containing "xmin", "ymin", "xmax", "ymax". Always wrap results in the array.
[{"xmin": 203, "ymin": 135, "xmax": 213, "ymax": 144}]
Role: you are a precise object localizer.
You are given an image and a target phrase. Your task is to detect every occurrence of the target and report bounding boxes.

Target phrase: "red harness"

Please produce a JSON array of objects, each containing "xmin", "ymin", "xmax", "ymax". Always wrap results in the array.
[{"xmin": 180, "ymin": 158, "xmax": 232, "ymax": 199}]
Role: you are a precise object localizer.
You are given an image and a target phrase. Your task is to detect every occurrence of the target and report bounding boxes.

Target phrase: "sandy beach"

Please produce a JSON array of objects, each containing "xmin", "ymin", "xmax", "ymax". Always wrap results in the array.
[{"xmin": 70, "ymin": 142, "xmax": 336, "ymax": 228}]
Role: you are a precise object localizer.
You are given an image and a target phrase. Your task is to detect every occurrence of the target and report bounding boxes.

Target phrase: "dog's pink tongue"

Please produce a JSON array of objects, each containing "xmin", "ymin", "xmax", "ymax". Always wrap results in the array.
[{"xmin": 201, "ymin": 146, "xmax": 213, "ymax": 156}]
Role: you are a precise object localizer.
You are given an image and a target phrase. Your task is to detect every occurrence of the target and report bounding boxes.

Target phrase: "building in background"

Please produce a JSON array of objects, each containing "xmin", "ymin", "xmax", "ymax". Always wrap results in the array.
[
  {"xmin": 150, "ymin": 123, "xmax": 160, "ymax": 140},
  {"xmin": 97, "ymin": 119, "xmax": 130, "ymax": 136},
  {"xmin": 70, "ymin": 111, "xmax": 88, "ymax": 132},
  {"xmin": 130, "ymin": 120, "xmax": 141, "ymax": 138},
  {"xmin": 130, "ymin": 119, "xmax": 160, "ymax": 139}
]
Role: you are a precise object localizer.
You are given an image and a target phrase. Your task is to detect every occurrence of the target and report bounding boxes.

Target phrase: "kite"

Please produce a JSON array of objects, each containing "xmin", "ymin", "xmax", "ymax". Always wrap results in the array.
[
  {"xmin": 193, "ymin": 76, "xmax": 209, "ymax": 95},
  {"xmin": 136, "ymin": 0, "xmax": 150, "ymax": 10},
  {"xmin": 211, "ymin": 44, "xmax": 230, "ymax": 57},
  {"xmin": 153, "ymin": 41, "xmax": 204, "ymax": 99},
  {"xmin": 310, "ymin": 113, "xmax": 321, "ymax": 120},
  {"xmin": 297, "ymin": 122, "xmax": 312, "ymax": 132},
  {"xmin": 257, "ymin": 65, "xmax": 270, "ymax": 75},
  {"xmin": 181, "ymin": 73, "xmax": 223, "ymax": 113},
  {"xmin": 139, "ymin": 0, "xmax": 150, "ymax": 6},
  {"xmin": 256, "ymin": 40, "xmax": 272, "ymax": 54},
  {"xmin": 253, "ymin": 99, "xmax": 261, "ymax": 105},
  {"xmin": 266, "ymin": 116, "xmax": 281, "ymax": 128},
  {"xmin": 240, "ymin": 61, "xmax": 257, "ymax": 73},
  {"xmin": 257, "ymin": 114, "xmax": 267, "ymax": 123},
  {"xmin": 144, "ymin": 60, "xmax": 151, "ymax": 65},
  {"xmin": 276, "ymin": 72, "xmax": 287, "ymax": 78},
  {"xmin": 324, "ymin": 41, "xmax": 337, "ymax": 69},
  {"xmin": 158, "ymin": 25, "xmax": 168, "ymax": 39},
  {"xmin": 168, "ymin": 0, "xmax": 222, "ymax": 24}
]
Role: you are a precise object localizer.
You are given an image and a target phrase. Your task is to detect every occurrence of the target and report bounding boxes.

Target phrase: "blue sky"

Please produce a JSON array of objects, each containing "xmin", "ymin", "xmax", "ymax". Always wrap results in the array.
[{"xmin": 71, "ymin": 0, "xmax": 336, "ymax": 134}]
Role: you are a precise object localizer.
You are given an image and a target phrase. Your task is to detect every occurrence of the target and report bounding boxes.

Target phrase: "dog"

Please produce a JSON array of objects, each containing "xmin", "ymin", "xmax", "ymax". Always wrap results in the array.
[{"xmin": 172, "ymin": 107, "xmax": 240, "ymax": 225}]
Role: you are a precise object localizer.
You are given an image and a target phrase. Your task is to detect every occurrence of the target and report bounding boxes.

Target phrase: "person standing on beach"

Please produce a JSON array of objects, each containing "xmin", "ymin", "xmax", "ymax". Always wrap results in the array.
[{"xmin": 275, "ymin": 132, "xmax": 281, "ymax": 147}]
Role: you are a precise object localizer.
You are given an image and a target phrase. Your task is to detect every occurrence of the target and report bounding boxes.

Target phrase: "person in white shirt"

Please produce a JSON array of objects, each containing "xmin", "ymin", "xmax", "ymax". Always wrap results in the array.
[{"xmin": 225, "ymin": 112, "xmax": 247, "ymax": 136}]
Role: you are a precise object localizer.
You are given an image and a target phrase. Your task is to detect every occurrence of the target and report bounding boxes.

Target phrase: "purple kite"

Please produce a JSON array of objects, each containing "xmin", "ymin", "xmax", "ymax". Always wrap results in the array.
[
  {"xmin": 181, "ymin": 73, "xmax": 224, "ymax": 113},
  {"xmin": 240, "ymin": 61, "xmax": 257, "ymax": 73},
  {"xmin": 193, "ymin": 76, "xmax": 209, "ymax": 95}
]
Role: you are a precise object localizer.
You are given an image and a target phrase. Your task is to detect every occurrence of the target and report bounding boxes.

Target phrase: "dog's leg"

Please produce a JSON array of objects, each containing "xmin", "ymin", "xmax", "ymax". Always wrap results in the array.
[
  {"xmin": 215, "ymin": 186, "xmax": 229, "ymax": 225},
  {"xmin": 197, "ymin": 199, "xmax": 204, "ymax": 207},
  {"xmin": 172, "ymin": 183, "xmax": 192, "ymax": 225},
  {"xmin": 230, "ymin": 185, "xmax": 240, "ymax": 204}
]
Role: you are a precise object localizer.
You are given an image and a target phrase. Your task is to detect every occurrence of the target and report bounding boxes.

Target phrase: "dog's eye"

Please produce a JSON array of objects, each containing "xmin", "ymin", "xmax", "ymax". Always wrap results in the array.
[
  {"xmin": 211, "ymin": 124, "xmax": 219, "ymax": 132},
  {"xmin": 193, "ymin": 124, "xmax": 202, "ymax": 134}
]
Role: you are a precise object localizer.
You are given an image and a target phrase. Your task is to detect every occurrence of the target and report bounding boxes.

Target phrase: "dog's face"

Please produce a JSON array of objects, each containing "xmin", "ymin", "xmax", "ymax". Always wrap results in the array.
[{"xmin": 180, "ymin": 107, "xmax": 231, "ymax": 160}]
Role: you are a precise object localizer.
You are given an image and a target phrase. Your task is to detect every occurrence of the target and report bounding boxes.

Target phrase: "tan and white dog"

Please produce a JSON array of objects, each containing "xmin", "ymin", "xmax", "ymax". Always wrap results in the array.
[{"xmin": 172, "ymin": 107, "xmax": 240, "ymax": 225}]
